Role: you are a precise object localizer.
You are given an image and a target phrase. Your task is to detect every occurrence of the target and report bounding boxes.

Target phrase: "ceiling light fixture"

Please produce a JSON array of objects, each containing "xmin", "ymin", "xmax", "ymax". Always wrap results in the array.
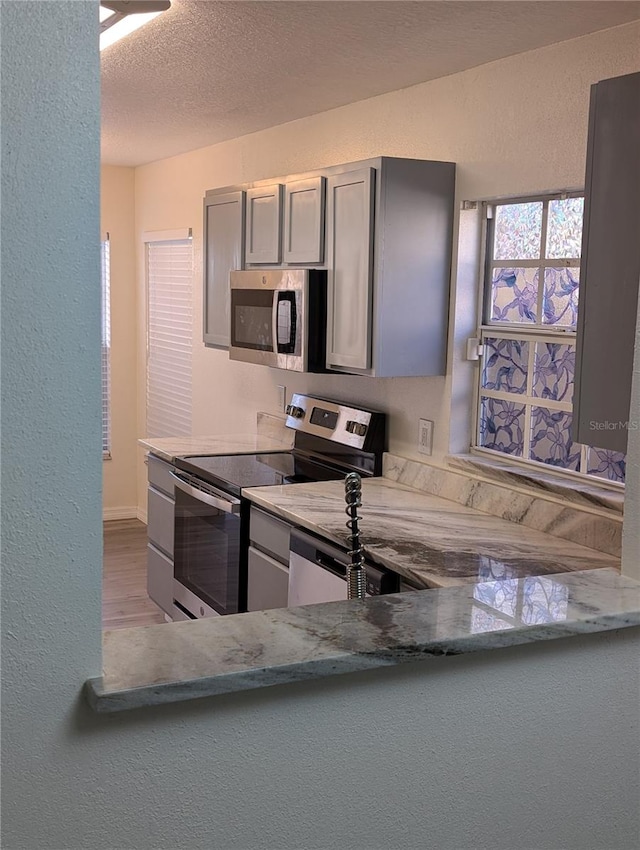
[{"xmin": 99, "ymin": 1, "xmax": 171, "ymax": 51}]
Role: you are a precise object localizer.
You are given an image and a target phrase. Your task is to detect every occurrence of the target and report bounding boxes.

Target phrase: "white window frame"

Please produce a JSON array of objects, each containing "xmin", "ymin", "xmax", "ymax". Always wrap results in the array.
[
  {"xmin": 471, "ymin": 191, "xmax": 625, "ymax": 490},
  {"xmin": 101, "ymin": 234, "xmax": 111, "ymax": 459},
  {"xmin": 144, "ymin": 228, "xmax": 193, "ymax": 439}
]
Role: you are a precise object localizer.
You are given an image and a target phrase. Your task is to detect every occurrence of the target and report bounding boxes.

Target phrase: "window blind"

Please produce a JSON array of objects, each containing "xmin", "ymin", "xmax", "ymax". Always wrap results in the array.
[
  {"xmin": 146, "ymin": 238, "xmax": 193, "ymax": 438},
  {"xmin": 101, "ymin": 237, "xmax": 111, "ymax": 457}
]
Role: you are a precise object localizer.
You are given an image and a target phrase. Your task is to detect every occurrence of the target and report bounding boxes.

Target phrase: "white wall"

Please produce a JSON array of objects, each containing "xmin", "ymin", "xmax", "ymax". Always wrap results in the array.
[
  {"xmin": 3, "ymin": 8, "xmax": 640, "ymax": 850},
  {"xmin": 101, "ymin": 166, "xmax": 138, "ymax": 517},
  {"xmin": 134, "ymin": 21, "xmax": 640, "ymax": 518}
]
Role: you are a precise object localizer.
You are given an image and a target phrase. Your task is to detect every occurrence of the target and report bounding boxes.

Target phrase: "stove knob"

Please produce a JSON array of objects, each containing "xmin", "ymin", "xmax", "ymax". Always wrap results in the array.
[
  {"xmin": 346, "ymin": 420, "xmax": 368, "ymax": 437},
  {"xmin": 286, "ymin": 404, "xmax": 305, "ymax": 419}
]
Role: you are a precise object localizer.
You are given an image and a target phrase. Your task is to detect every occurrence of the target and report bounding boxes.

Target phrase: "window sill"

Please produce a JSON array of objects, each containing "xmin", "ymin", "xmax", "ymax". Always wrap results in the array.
[
  {"xmin": 449, "ymin": 452, "xmax": 623, "ymax": 515},
  {"xmin": 85, "ymin": 568, "xmax": 638, "ymax": 713}
]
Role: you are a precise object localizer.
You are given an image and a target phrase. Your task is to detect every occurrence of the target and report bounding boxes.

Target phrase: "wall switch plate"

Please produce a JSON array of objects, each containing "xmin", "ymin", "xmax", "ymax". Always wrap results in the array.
[
  {"xmin": 418, "ymin": 419, "xmax": 434, "ymax": 455},
  {"xmin": 277, "ymin": 385, "xmax": 287, "ymax": 412}
]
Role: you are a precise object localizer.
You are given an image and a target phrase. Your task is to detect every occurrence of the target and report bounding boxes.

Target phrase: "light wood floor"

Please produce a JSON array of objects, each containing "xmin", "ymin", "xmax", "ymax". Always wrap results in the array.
[{"xmin": 103, "ymin": 519, "xmax": 166, "ymax": 630}]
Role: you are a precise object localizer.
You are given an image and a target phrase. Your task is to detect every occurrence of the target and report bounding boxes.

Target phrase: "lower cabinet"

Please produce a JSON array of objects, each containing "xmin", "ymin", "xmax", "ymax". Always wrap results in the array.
[
  {"xmin": 146, "ymin": 543, "xmax": 174, "ymax": 617},
  {"xmin": 247, "ymin": 506, "xmax": 291, "ymax": 612},
  {"xmin": 247, "ymin": 547, "xmax": 289, "ymax": 611},
  {"xmin": 146, "ymin": 454, "xmax": 176, "ymax": 618},
  {"xmin": 147, "ymin": 485, "xmax": 174, "ymax": 559}
]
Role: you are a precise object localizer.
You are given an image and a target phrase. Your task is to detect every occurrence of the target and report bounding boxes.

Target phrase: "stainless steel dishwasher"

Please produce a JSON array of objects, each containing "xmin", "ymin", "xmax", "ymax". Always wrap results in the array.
[{"xmin": 288, "ymin": 529, "xmax": 414, "ymax": 606}]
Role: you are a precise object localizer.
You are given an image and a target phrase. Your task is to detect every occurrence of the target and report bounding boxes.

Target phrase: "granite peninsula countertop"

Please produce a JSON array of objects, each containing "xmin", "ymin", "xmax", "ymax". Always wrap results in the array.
[
  {"xmin": 139, "ymin": 433, "xmax": 293, "ymax": 464},
  {"xmin": 243, "ymin": 478, "xmax": 620, "ymax": 589},
  {"xmin": 87, "ymin": 568, "xmax": 640, "ymax": 712}
]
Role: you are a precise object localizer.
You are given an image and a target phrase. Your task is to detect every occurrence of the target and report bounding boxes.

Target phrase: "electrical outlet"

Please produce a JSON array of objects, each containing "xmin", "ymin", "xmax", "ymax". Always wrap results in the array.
[
  {"xmin": 277, "ymin": 385, "xmax": 287, "ymax": 412},
  {"xmin": 418, "ymin": 419, "xmax": 434, "ymax": 455}
]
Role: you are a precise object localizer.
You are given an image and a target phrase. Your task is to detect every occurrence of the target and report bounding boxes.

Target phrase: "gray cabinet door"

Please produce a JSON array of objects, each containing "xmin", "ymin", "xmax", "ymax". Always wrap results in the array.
[
  {"xmin": 283, "ymin": 176, "xmax": 325, "ymax": 264},
  {"xmin": 203, "ymin": 190, "xmax": 245, "ymax": 348},
  {"xmin": 247, "ymin": 546, "xmax": 289, "ymax": 611},
  {"xmin": 573, "ymin": 71, "xmax": 640, "ymax": 453},
  {"xmin": 245, "ymin": 184, "xmax": 282, "ymax": 264},
  {"xmin": 147, "ymin": 543, "xmax": 173, "ymax": 616},
  {"xmin": 147, "ymin": 485, "xmax": 174, "ymax": 559},
  {"xmin": 325, "ymin": 168, "xmax": 375, "ymax": 370}
]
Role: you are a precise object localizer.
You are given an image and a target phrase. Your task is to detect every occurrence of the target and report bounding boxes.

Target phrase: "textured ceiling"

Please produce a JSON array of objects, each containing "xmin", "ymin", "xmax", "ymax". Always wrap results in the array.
[{"xmin": 101, "ymin": 0, "xmax": 640, "ymax": 166}]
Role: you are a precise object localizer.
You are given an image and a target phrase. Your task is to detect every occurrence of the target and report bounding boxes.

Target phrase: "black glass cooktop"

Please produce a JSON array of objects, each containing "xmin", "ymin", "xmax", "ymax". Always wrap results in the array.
[{"xmin": 175, "ymin": 452, "xmax": 347, "ymax": 497}]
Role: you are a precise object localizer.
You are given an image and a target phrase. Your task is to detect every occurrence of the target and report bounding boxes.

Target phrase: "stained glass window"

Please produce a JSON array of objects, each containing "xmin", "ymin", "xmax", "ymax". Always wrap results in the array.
[{"xmin": 477, "ymin": 193, "xmax": 625, "ymax": 485}]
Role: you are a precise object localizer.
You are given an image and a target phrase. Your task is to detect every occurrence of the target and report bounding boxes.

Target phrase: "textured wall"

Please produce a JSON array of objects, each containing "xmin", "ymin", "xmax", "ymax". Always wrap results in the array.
[
  {"xmin": 134, "ymin": 21, "xmax": 640, "ymax": 495},
  {"xmin": 101, "ymin": 166, "xmax": 138, "ymax": 517},
  {"xmin": 2, "ymin": 7, "xmax": 640, "ymax": 850},
  {"xmin": 0, "ymin": 0, "xmax": 102, "ymax": 837}
]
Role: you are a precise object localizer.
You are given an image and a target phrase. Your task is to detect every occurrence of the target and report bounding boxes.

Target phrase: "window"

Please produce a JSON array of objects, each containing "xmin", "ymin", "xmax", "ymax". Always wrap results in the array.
[
  {"xmin": 146, "ymin": 234, "xmax": 193, "ymax": 438},
  {"xmin": 101, "ymin": 236, "xmax": 111, "ymax": 458},
  {"xmin": 475, "ymin": 194, "xmax": 626, "ymax": 485}
]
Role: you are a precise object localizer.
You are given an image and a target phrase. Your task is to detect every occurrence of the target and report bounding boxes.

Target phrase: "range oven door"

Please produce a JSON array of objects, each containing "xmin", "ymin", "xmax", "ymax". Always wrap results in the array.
[{"xmin": 171, "ymin": 472, "xmax": 243, "ymax": 618}]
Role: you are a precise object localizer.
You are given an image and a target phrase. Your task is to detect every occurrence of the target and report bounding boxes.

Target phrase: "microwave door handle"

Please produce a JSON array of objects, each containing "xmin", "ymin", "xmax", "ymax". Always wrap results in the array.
[
  {"xmin": 272, "ymin": 295, "xmax": 280, "ymax": 354},
  {"xmin": 170, "ymin": 474, "xmax": 241, "ymax": 514},
  {"xmin": 273, "ymin": 292, "xmax": 295, "ymax": 353}
]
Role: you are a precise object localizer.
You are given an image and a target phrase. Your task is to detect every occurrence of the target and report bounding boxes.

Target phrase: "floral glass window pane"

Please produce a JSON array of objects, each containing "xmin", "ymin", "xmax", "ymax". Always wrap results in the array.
[
  {"xmin": 493, "ymin": 202, "xmax": 543, "ymax": 260},
  {"xmin": 587, "ymin": 447, "xmax": 626, "ymax": 483},
  {"xmin": 491, "ymin": 267, "xmax": 538, "ymax": 323},
  {"xmin": 543, "ymin": 267, "xmax": 579, "ymax": 327},
  {"xmin": 480, "ymin": 397, "xmax": 525, "ymax": 456},
  {"xmin": 530, "ymin": 407, "xmax": 581, "ymax": 470},
  {"xmin": 471, "ymin": 606, "xmax": 513, "ymax": 634},
  {"xmin": 521, "ymin": 577, "xmax": 569, "ymax": 624},
  {"xmin": 533, "ymin": 342, "xmax": 575, "ymax": 401},
  {"xmin": 474, "ymin": 579, "xmax": 517, "ymax": 618},
  {"xmin": 546, "ymin": 197, "xmax": 584, "ymax": 259},
  {"xmin": 482, "ymin": 338, "xmax": 529, "ymax": 394}
]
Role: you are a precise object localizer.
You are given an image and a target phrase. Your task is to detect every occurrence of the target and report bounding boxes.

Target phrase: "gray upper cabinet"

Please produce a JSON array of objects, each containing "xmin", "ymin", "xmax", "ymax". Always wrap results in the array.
[
  {"xmin": 573, "ymin": 71, "xmax": 640, "ymax": 453},
  {"xmin": 245, "ymin": 183, "xmax": 282, "ymax": 264},
  {"xmin": 326, "ymin": 168, "xmax": 375, "ymax": 371},
  {"xmin": 326, "ymin": 158, "xmax": 456, "ymax": 377},
  {"xmin": 283, "ymin": 176, "xmax": 325, "ymax": 264},
  {"xmin": 203, "ymin": 190, "xmax": 245, "ymax": 347},
  {"xmin": 203, "ymin": 157, "xmax": 456, "ymax": 376}
]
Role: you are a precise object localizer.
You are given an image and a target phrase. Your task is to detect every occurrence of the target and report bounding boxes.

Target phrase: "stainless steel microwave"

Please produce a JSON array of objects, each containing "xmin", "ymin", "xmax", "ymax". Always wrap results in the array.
[{"xmin": 229, "ymin": 269, "xmax": 327, "ymax": 372}]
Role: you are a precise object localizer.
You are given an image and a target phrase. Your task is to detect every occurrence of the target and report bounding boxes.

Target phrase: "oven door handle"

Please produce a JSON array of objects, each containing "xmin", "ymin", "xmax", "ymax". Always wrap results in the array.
[{"xmin": 170, "ymin": 474, "xmax": 241, "ymax": 514}]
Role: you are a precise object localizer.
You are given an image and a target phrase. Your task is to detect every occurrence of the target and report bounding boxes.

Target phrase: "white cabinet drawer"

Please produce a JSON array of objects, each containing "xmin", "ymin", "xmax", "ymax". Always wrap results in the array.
[{"xmin": 147, "ymin": 485, "xmax": 174, "ymax": 558}]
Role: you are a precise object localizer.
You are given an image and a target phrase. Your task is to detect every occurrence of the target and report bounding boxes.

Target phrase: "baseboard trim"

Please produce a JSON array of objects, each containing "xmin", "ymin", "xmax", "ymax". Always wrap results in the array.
[
  {"xmin": 103, "ymin": 506, "xmax": 138, "ymax": 521},
  {"xmin": 136, "ymin": 506, "xmax": 148, "ymax": 525}
]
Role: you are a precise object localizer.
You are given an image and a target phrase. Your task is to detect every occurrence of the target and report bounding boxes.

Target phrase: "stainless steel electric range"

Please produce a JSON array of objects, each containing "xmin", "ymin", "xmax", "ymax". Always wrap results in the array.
[{"xmin": 170, "ymin": 394, "xmax": 386, "ymax": 619}]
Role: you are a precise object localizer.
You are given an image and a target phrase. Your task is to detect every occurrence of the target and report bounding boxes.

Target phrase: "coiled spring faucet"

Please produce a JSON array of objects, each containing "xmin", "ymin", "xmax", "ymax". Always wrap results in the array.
[{"xmin": 344, "ymin": 472, "xmax": 366, "ymax": 600}]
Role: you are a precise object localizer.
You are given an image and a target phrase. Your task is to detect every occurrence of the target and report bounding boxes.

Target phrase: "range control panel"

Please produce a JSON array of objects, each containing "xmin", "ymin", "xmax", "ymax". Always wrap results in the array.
[{"xmin": 285, "ymin": 393, "xmax": 385, "ymax": 452}]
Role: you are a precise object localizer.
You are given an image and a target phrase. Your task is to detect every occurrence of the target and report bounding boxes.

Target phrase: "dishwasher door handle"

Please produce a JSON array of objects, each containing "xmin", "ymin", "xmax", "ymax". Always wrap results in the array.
[
  {"xmin": 171, "ymin": 474, "xmax": 241, "ymax": 514},
  {"xmin": 315, "ymin": 551, "xmax": 347, "ymax": 578}
]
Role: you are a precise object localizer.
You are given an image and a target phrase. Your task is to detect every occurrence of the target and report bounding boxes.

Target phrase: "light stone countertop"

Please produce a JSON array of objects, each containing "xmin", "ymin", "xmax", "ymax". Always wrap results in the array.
[
  {"xmin": 92, "ymin": 443, "xmax": 629, "ymax": 715},
  {"xmin": 138, "ymin": 433, "xmax": 293, "ymax": 463},
  {"xmin": 86, "ymin": 568, "xmax": 640, "ymax": 712},
  {"xmin": 243, "ymin": 478, "xmax": 620, "ymax": 589}
]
